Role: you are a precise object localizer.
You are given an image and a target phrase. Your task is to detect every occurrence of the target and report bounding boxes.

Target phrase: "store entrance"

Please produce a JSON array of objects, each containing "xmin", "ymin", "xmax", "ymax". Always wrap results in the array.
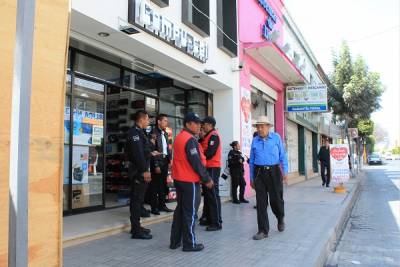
[{"xmin": 64, "ymin": 74, "xmax": 106, "ymax": 214}]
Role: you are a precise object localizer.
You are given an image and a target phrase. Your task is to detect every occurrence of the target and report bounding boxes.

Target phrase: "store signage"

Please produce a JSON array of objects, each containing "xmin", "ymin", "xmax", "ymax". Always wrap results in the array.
[
  {"xmin": 128, "ymin": 0, "xmax": 208, "ymax": 63},
  {"xmin": 257, "ymin": 0, "xmax": 277, "ymax": 41},
  {"xmin": 286, "ymin": 84, "xmax": 328, "ymax": 112},
  {"xmin": 330, "ymin": 144, "xmax": 350, "ymax": 184}
]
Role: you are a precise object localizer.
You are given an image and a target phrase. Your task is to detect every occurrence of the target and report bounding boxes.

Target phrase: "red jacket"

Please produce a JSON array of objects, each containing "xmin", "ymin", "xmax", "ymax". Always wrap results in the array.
[
  {"xmin": 172, "ymin": 130, "xmax": 207, "ymax": 182},
  {"xmin": 200, "ymin": 130, "xmax": 222, "ymax": 168}
]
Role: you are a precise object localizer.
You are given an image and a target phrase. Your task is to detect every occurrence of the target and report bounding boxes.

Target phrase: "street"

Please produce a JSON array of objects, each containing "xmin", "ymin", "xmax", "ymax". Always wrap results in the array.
[{"xmin": 329, "ymin": 160, "xmax": 400, "ymax": 266}]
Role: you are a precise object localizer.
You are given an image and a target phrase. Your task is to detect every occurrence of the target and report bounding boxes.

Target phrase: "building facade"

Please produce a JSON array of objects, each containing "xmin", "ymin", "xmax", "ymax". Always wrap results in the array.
[{"xmin": 64, "ymin": 0, "xmax": 241, "ymax": 214}]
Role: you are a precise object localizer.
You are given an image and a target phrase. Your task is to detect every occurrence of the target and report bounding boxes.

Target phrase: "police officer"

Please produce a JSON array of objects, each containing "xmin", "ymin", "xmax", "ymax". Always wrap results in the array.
[
  {"xmin": 170, "ymin": 113, "xmax": 214, "ymax": 252},
  {"xmin": 126, "ymin": 110, "xmax": 157, "ymax": 240},
  {"xmin": 249, "ymin": 116, "xmax": 288, "ymax": 240},
  {"xmin": 199, "ymin": 116, "xmax": 222, "ymax": 231},
  {"xmin": 228, "ymin": 141, "xmax": 249, "ymax": 204},
  {"xmin": 149, "ymin": 114, "xmax": 173, "ymax": 215}
]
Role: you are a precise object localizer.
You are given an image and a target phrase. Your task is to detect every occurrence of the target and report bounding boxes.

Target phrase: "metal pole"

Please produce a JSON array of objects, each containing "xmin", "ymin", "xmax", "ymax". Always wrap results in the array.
[{"xmin": 8, "ymin": 0, "xmax": 36, "ymax": 266}]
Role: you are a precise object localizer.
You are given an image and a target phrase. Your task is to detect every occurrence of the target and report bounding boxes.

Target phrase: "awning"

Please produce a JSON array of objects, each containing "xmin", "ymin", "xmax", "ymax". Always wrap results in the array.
[{"xmin": 245, "ymin": 42, "xmax": 306, "ymax": 84}]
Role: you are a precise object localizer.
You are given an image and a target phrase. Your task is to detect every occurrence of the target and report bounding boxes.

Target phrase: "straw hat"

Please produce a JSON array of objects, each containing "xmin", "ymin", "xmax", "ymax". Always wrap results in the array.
[{"xmin": 252, "ymin": 115, "xmax": 274, "ymax": 126}]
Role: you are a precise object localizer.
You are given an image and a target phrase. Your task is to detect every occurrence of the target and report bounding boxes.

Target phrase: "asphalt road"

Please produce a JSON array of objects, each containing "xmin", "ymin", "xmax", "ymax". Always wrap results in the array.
[{"xmin": 331, "ymin": 160, "xmax": 400, "ymax": 267}]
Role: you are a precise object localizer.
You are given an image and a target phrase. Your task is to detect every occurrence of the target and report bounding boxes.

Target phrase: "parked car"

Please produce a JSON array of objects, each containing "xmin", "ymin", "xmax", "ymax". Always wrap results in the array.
[
  {"xmin": 394, "ymin": 154, "xmax": 400, "ymax": 160},
  {"xmin": 385, "ymin": 154, "xmax": 394, "ymax": 160},
  {"xmin": 368, "ymin": 153, "xmax": 383, "ymax": 165}
]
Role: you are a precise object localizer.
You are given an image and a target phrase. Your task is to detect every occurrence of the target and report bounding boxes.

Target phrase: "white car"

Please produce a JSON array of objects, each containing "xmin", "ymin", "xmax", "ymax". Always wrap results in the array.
[{"xmin": 385, "ymin": 154, "xmax": 394, "ymax": 160}]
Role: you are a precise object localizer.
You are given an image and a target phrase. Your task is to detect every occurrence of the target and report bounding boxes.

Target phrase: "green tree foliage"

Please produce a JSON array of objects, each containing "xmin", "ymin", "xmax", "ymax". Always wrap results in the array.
[
  {"xmin": 392, "ymin": 147, "xmax": 400, "ymax": 155},
  {"xmin": 329, "ymin": 42, "xmax": 384, "ymax": 125},
  {"xmin": 357, "ymin": 119, "xmax": 374, "ymax": 137}
]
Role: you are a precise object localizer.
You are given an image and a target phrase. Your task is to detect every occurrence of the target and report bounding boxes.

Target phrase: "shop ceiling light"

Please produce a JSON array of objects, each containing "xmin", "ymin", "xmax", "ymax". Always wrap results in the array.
[
  {"xmin": 203, "ymin": 69, "xmax": 216, "ymax": 75},
  {"xmin": 98, "ymin": 32, "xmax": 110, "ymax": 37}
]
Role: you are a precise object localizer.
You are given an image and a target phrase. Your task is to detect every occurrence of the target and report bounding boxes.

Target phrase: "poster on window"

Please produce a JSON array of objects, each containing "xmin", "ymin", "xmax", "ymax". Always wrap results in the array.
[
  {"xmin": 330, "ymin": 144, "xmax": 350, "ymax": 184},
  {"xmin": 72, "ymin": 146, "xmax": 89, "ymax": 184},
  {"xmin": 64, "ymin": 107, "xmax": 104, "ymax": 145},
  {"xmin": 92, "ymin": 125, "xmax": 103, "ymax": 145}
]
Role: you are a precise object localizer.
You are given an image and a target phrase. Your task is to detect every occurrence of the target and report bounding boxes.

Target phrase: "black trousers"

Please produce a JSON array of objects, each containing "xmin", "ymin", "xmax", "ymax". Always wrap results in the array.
[
  {"xmin": 170, "ymin": 181, "xmax": 201, "ymax": 249},
  {"xmin": 320, "ymin": 162, "xmax": 330, "ymax": 185},
  {"xmin": 130, "ymin": 174, "xmax": 148, "ymax": 234},
  {"xmin": 201, "ymin": 167, "xmax": 222, "ymax": 226},
  {"xmin": 254, "ymin": 165, "xmax": 284, "ymax": 234},
  {"xmin": 150, "ymin": 159, "xmax": 169, "ymax": 210},
  {"xmin": 230, "ymin": 167, "xmax": 246, "ymax": 201}
]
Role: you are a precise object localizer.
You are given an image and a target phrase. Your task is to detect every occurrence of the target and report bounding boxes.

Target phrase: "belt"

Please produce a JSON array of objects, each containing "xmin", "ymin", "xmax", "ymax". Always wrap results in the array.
[{"xmin": 255, "ymin": 164, "xmax": 279, "ymax": 170}]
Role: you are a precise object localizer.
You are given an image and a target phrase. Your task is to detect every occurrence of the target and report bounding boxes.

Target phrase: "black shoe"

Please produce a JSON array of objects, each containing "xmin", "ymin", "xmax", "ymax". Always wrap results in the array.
[
  {"xmin": 206, "ymin": 225, "xmax": 222, "ymax": 231},
  {"xmin": 253, "ymin": 231, "xmax": 268, "ymax": 240},
  {"xmin": 169, "ymin": 243, "xmax": 181, "ymax": 250},
  {"xmin": 151, "ymin": 209, "xmax": 160, "ymax": 215},
  {"xmin": 322, "ymin": 182, "xmax": 325, "ymax": 186},
  {"xmin": 140, "ymin": 209, "xmax": 151, "ymax": 218},
  {"xmin": 183, "ymin": 243, "xmax": 204, "ymax": 252},
  {"xmin": 278, "ymin": 219, "xmax": 285, "ymax": 232},
  {"xmin": 131, "ymin": 232, "xmax": 153, "ymax": 240},
  {"xmin": 253, "ymin": 205, "xmax": 257, "ymax": 209},
  {"xmin": 232, "ymin": 199, "xmax": 240, "ymax": 204},
  {"xmin": 240, "ymin": 199, "xmax": 249, "ymax": 203},
  {"xmin": 159, "ymin": 206, "xmax": 173, "ymax": 212},
  {"xmin": 199, "ymin": 218, "xmax": 209, "ymax": 226},
  {"xmin": 326, "ymin": 184, "xmax": 330, "ymax": 188},
  {"xmin": 140, "ymin": 227, "xmax": 151, "ymax": 234}
]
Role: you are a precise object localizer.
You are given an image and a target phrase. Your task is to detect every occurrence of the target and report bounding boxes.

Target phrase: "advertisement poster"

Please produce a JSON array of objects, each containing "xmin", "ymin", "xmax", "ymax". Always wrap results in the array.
[
  {"xmin": 240, "ymin": 87, "xmax": 253, "ymax": 157},
  {"xmin": 64, "ymin": 107, "xmax": 104, "ymax": 145},
  {"xmin": 330, "ymin": 144, "xmax": 350, "ymax": 184},
  {"xmin": 72, "ymin": 146, "xmax": 89, "ymax": 184},
  {"xmin": 286, "ymin": 84, "xmax": 328, "ymax": 112},
  {"xmin": 92, "ymin": 125, "xmax": 104, "ymax": 145},
  {"xmin": 240, "ymin": 87, "xmax": 253, "ymax": 196}
]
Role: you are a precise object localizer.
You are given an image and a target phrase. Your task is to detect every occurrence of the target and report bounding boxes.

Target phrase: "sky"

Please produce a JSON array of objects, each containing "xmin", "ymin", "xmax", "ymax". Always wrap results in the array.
[{"xmin": 284, "ymin": 0, "xmax": 400, "ymax": 147}]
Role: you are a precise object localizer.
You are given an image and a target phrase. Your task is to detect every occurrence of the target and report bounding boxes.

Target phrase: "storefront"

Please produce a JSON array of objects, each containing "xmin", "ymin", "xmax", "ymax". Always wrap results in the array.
[
  {"xmin": 63, "ymin": 0, "xmax": 239, "ymax": 214},
  {"xmin": 63, "ymin": 43, "xmax": 213, "ymax": 214},
  {"xmin": 238, "ymin": 0, "xmax": 306, "ymax": 193}
]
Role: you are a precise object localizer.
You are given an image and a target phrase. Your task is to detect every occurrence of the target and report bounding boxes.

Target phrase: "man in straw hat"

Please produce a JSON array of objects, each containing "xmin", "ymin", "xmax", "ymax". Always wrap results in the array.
[{"xmin": 249, "ymin": 116, "xmax": 288, "ymax": 240}]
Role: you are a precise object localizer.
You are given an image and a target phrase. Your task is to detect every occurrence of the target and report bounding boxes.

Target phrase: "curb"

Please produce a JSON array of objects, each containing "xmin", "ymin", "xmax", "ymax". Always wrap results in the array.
[{"xmin": 315, "ymin": 173, "xmax": 363, "ymax": 267}]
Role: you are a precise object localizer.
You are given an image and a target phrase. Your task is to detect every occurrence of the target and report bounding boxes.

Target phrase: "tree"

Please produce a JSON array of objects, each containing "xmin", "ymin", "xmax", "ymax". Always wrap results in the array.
[
  {"xmin": 329, "ymin": 41, "xmax": 384, "ymax": 161},
  {"xmin": 330, "ymin": 44, "xmax": 384, "ymax": 125},
  {"xmin": 357, "ymin": 119, "xmax": 374, "ymax": 137}
]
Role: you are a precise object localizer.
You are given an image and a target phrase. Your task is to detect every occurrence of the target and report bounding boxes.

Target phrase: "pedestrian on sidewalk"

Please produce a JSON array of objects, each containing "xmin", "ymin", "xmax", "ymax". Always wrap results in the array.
[
  {"xmin": 318, "ymin": 139, "xmax": 331, "ymax": 187},
  {"xmin": 199, "ymin": 116, "xmax": 223, "ymax": 231},
  {"xmin": 149, "ymin": 114, "xmax": 174, "ymax": 215},
  {"xmin": 126, "ymin": 110, "xmax": 158, "ymax": 240},
  {"xmin": 249, "ymin": 116, "xmax": 288, "ymax": 240},
  {"xmin": 228, "ymin": 141, "xmax": 249, "ymax": 204},
  {"xmin": 170, "ymin": 113, "xmax": 214, "ymax": 252}
]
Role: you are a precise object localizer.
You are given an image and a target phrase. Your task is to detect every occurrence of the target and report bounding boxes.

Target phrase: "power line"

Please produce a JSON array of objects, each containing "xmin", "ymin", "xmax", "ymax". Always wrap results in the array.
[
  {"xmin": 190, "ymin": 2, "xmax": 239, "ymax": 46},
  {"xmin": 348, "ymin": 25, "xmax": 399, "ymax": 43}
]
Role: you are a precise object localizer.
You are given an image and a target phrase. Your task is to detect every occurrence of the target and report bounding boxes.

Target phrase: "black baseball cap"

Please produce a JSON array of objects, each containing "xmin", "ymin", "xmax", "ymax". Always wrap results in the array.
[
  {"xmin": 202, "ymin": 116, "xmax": 216, "ymax": 126},
  {"xmin": 184, "ymin": 112, "xmax": 202, "ymax": 124}
]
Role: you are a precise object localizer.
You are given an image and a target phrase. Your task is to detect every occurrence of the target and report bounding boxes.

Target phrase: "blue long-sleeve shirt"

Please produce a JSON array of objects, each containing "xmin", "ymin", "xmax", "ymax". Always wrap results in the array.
[{"xmin": 249, "ymin": 132, "xmax": 288, "ymax": 181}]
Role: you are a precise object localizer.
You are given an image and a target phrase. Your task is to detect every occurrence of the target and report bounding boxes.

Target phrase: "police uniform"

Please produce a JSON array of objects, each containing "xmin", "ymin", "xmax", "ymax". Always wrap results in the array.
[
  {"xmin": 200, "ymin": 126, "xmax": 222, "ymax": 230},
  {"xmin": 170, "ymin": 115, "xmax": 212, "ymax": 252},
  {"xmin": 125, "ymin": 123, "xmax": 152, "ymax": 239},
  {"xmin": 228, "ymin": 149, "xmax": 246, "ymax": 203}
]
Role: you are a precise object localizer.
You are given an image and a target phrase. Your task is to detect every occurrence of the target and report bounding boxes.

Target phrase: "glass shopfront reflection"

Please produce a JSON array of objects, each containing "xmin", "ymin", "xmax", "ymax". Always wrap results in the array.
[{"xmin": 63, "ymin": 46, "xmax": 212, "ymax": 214}]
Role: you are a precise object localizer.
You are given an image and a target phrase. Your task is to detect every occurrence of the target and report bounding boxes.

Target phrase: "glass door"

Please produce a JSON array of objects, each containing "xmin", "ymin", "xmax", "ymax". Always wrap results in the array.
[{"xmin": 64, "ymin": 75, "xmax": 106, "ymax": 212}]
